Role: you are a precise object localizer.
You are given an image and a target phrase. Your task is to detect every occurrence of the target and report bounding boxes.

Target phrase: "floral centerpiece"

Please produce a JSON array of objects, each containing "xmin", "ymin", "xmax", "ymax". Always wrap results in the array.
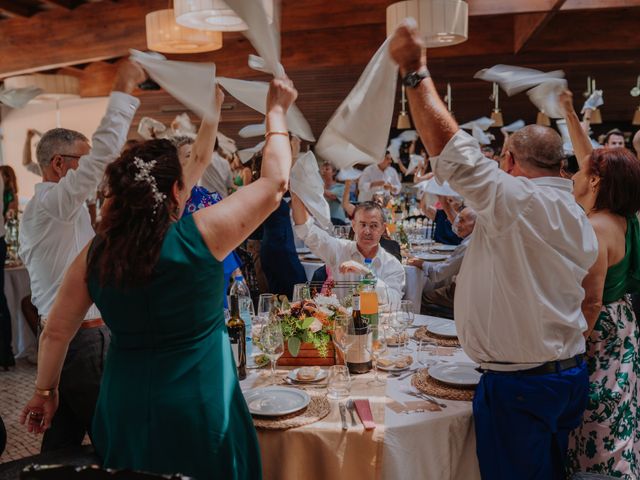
[{"xmin": 275, "ymin": 293, "xmax": 349, "ymax": 365}]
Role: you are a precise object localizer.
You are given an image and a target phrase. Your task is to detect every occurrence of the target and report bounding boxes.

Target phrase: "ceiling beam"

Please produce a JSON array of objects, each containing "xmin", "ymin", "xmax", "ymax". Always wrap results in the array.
[
  {"xmin": 562, "ymin": 0, "xmax": 640, "ymax": 10},
  {"xmin": 513, "ymin": 0, "xmax": 566, "ymax": 54},
  {"xmin": 468, "ymin": 0, "xmax": 640, "ymax": 15},
  {"xmin": 0, "ymin": 0, "xmax": 36, "ymax": 17}
]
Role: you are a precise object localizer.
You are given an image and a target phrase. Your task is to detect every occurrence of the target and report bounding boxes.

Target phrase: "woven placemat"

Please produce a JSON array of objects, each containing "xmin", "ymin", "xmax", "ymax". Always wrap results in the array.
[
  {"xmin": 252, "ymin": 392, "xmax": 331, "ymax": 430},
  {"xmin": 413, "ymin": 326, "xmax": 460, "ymax": 347},
  {"xmin": 411, "ymin": 368, "xmax": 475, "ymax": 401}
]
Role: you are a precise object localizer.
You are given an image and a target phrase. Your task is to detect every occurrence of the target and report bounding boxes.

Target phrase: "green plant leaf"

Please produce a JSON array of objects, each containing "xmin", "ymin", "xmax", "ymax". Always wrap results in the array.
[
  {"xmin": 301, "ymin": 317, "xmax": 315, "ymax": 329},
  {"xmin": 287, "ymin": 336, "xmax": 301, "ymax": 357}
]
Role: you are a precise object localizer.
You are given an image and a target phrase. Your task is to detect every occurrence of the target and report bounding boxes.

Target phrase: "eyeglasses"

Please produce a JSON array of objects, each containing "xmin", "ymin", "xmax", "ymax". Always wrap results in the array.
[{"xmin": 50, "ymin": 154, "xmax": 82, "ymax": 163}]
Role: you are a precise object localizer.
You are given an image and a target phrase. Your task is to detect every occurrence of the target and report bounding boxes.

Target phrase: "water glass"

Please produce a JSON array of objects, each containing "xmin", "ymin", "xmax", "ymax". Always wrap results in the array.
[
  {"xmin": 332, "ymin": 314, "xmax": 356, "ymax": 365},
  {"xmin": 292, "ymin": 283, "xmax": 311, "ymax": 303},
  {"xmin": 398, "ymin": 300, "xmax": 415, "ymax": 353},
  {"xmin": 260, "ymin": 321, "xmax": 284, "ymax": 384},
  {"xmin": 366, "ymin": 325, "xmax": 388, "ymax": 385},
  {"xmin": 257, "ymin": 293, "xmax": 275, "ymax": 320},
  {"xmin": 327, "ymin": 365, "xmax": 351, "ymax": 400}
]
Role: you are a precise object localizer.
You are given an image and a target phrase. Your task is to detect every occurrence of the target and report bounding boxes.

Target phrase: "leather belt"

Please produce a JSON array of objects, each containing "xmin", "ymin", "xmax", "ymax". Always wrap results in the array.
[
  {"xmin": 80, "ymin": 318, "xmax": 105, "ymax": 329},
  {"xmin": 482, "ymin": 355, "xmax": 584, "ymax": 376}
]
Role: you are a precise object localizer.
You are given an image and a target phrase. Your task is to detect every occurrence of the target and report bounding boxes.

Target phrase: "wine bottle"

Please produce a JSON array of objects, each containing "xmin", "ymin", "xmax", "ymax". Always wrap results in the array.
[
  {"xmin": 227, "ymin": 293, "xmax": 247, "ymax": 380},
  {"xmin": 346, "ymin": 294, "xmax": 372, "ymax": 374}
]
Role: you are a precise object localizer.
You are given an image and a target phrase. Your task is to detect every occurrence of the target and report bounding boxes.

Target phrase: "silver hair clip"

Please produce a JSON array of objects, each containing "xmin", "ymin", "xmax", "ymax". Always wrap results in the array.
[{"xmin": 133, "ymin": 156, "xmax": 167, "ymax": 216}]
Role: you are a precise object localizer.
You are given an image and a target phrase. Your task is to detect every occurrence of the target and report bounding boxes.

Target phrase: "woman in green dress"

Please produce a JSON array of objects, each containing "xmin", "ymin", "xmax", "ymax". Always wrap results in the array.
[
  {"xmin": 561, "ymin": 91, "xmax": 640, "ymax": 478},
  {"xmin": 20, "ymin": 78, "xmax": 298, "ymax": 480}
]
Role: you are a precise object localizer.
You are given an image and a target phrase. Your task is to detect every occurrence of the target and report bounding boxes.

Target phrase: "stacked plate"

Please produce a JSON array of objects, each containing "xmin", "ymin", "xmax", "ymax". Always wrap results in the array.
[
  {"xmin": 426, "ymin": 319, "xmax": 457, "ymax": 338},
  {"xmin": 414, "ymin": 252, "xmax": 449, "ymax": 262},
  {"xmin": 244, "ymin": 387, "xmax": 311, "ymax": 417},
  {"xmin": 432, "ymin": 244, "xmax": 457, "ymax": 253}
]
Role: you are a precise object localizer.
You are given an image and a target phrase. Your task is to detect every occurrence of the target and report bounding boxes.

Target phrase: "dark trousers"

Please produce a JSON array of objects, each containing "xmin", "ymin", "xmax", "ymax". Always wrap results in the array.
[
  {"xmin": 0, "ymin": 237, "xmax": 14, "ymax": 368},
  {"xmin": 41, "ymin": 325, "xmax": 110, "ymax": 452},
  {"xmin": 473, "ymin": 362, "xmax": 588, "ymax": 480}
]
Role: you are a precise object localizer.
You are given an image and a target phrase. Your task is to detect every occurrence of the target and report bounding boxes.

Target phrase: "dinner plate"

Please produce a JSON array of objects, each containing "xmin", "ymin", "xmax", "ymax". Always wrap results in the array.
[
  {"xmin": 429, "ymin": 362, "xmax": 481, "ymax": 387},
  {"xmin": 377, "ymin": 355, "xmax": 413, "ymax": 372},
  {"xmin": 244, "ymin": 387, "xmax": 310, "ymax": 417},
  {"xmin": 415, "ymin": 253, "xmax": 449, "ymax": 262},
  {"xmin": 287, "ymin": 367, "xmax": 328, "ymax": 383},
  {"xmin": 433, "ymin": 244, "xmax": 457, "ymax": 252},
  {"xmin": 427, "ymin": 320, "xmax": 457, "ymax": 338},
  {"xmin": 303, "ymin": 254, "xmax": 322, "ymax": 262},
  {"xmin": 296, "ymin": 247, "xmax": 311, "ymax": 254}
]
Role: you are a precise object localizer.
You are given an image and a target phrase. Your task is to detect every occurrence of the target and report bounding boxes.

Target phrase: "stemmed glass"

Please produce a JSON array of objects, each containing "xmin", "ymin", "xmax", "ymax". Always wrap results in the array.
[
  {"xmin": 292, "ymin": 283, "xmax": 311, "ymax": 303},
  {"xmin": 260, "ymin": 320, "xmax": 284, "ymax": 385},
  {"xmin": 257, "ymin": 293, "xmax": 275, "ymax": 320},
  {"xmin": 332, "ymin": 314, "xmax": 356, "ymax": 365},
  {"xmin": 366, "ymin": 324, "xmax": 388, "ymax": 385},
  {"xmin": 398, "ymin": 300, "xmax": 415, "ymax": 353}
]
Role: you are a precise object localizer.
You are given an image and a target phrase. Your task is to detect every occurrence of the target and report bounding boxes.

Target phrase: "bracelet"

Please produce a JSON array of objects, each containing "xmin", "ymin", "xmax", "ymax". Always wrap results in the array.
[
  {"xmin": 35, "ymin": 385, "xmax": 57, "ymax": 398},
  {"xmin": 265, "ymin": 131, "xmax": 289, "ymax": 139}
]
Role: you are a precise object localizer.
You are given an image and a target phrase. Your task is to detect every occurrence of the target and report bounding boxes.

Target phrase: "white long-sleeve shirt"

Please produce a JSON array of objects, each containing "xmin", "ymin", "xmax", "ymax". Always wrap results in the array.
[
  {"xmin": 422, "ymin": 236, "xmax": 469, "ymax": 293},
  {"xmin": 357, "ymin": 164, "xmax": 401, "ymax": 202},
  {"xmin": 19, "ymin": 92, "xmax": 140, "ymax": 320},
  {"xmin": 293, "ymin": 218, "xmax": 405, "ymax": 306},
  {"xmin": 431, "ymin": 130, "xmax": 598, "ymax": 369}
]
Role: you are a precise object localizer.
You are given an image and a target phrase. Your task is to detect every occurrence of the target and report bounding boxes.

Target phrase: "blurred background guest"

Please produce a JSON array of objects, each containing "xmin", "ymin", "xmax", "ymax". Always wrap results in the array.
[
  {"xmin": 0, "ymin": 165, "xmax": 19, "ymax": 220},
  {"xmin": 320, "ymin": 161, "xmax": 346, "ymax": 225},
  {"xmin": 358, "ymin": 151, "xmax": 401, "ymax": 202}
]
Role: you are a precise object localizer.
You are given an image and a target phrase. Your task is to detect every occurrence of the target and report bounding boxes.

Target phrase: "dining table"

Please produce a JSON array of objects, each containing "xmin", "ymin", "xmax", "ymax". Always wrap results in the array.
[{"xmin": 240, "ymin": 313, "xmax": 481, "ymax": 480}]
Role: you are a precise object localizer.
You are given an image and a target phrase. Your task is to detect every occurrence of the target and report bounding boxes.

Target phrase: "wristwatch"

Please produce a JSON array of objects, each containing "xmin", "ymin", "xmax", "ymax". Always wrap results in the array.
[{"xmin": 402, "ymin": 68, "xmax": 430, "ymax": 88}]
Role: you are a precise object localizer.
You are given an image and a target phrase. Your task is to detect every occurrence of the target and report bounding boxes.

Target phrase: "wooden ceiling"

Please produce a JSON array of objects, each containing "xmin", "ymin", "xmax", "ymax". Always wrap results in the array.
[{"xmin": 2, "ymin": 0, "xmax": 640, "ymax": 148}]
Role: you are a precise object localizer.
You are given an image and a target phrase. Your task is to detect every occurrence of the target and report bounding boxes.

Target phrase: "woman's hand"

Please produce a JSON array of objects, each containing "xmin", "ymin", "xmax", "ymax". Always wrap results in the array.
[
  {"xmin": 266, "ymin": 77, "xmax": 298, "ymax": 115},
  {"xmin": 558, "ymin": 90, "xmax": 575, "ymax": 118},
  {"xmin": 20, "ymin": 391, "xmax": 59, "ymax": 434}
]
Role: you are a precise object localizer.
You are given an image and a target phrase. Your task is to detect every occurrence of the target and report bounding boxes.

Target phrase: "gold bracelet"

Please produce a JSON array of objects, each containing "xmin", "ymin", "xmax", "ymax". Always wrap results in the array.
[
  {"xmin": 265, "ymin": 131, "xmax": 289, "ymax": 139},
  {"xmin": 35, "ymin": 385, "xmax": 57, "ymax": 398}
]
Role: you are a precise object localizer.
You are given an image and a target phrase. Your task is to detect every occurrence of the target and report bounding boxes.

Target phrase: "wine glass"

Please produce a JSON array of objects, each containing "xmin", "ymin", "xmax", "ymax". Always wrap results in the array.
[
  {"xmin": 257, "ymin": 293, "xmax": 275, "ymax": 321},
  {"xmin": 292, "ymin": 283, "xmax": 311, "ymax": 303},
  {"xmin": 398, "ymin": 300, "xmax": 415, "ymax": 353},
  {"xmin": 260, "ymin": 320, "xmax": 284, "ymax": 385},
  {"xmin": 366, "ymin": 325, "xmax": 388, "ymax": 385},
  {"xmin": 332, "ymin": 314, "xmax": 356, "ymax": 365}
]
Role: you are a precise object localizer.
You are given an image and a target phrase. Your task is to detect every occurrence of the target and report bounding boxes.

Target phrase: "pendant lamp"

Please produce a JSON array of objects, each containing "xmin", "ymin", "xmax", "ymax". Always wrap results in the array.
[
  {"xmin": 397, "ymin": 85, "xmax": 412, "ymax": 130},
  {"xmin": 174, "ymin": 0, "xmax": 273, "ymax": 32},
  {"xmin": 489, "ymin": 82, "xmax": 504, "ymax": 127},
  {"xmin": 146, "ymin": 8, "xmax": 222, "ymax": 54}
]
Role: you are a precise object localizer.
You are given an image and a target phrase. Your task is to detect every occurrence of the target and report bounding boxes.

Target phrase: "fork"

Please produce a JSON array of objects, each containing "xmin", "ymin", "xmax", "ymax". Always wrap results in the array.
[
  {"xmin": 408, "ymin": 391, "xmax": 448, "ymax": 408},
  {"xmin": 346, "ymin": 399, "xmax": 358, "ymax": 426}
]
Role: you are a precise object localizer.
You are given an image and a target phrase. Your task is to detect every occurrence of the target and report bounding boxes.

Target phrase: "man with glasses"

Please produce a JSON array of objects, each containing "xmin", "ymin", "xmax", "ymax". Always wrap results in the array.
[{"xmin": 19, "ymin": 60, "xmax": 145, "ymax": 452}]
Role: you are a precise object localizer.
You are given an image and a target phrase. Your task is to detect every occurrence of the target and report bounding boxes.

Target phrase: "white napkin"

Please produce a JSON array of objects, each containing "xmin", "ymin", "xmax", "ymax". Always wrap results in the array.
[
  {"xmin": 526, "ymin": 78, "xmax": 568, "ymax": 119},
  {"xmin": 129, "ymin": 50, "xmax": 218, "ymax": 121},
  {"xmin": 217, "ymin": 76, "xmax": 314, "ymax": 142},
  {"xmin": 556, "ymin": 118, "xmax": 601, "ymax": 155},
  {"xmin": 398, "ymin": 130, "xmax": 418, "ymax": 142},
  {"xmin": 138, "ymin": 117, "xmax": 169, "ymax": 140},
  {"xmin": 459, "ymin": 116, "xmax": 494, "ymax": 131},
  {"xmin": 217, "ymin": 131, "xmax": 237, "ymax": 156},
  {"xmin": 406, "ymin": 154, "xmax": 424, "ymax": 175},
  {"xmin": 239, "ymin": 123, "xmax": 266, "ymax": 138},
  {"xmin": 336, "ymin": 167, "xmax": 363, "ymax": 182},
  {"xmin": 238, "ymin": 141, "xmax": 265, "ymax": 164},
  {"xmin": 502, "ymin": 119, "xmax": 525, "ymax": 133},
  {"xmin": 474, "ymin": 64, "xmax": 565, "ymax": 97},
  {"xmin": 171, "ymin": 113, "xmax": 197, "ymax": 138},
  {"xmin": 471, "ymin": 125, "xmax": 494, "ymax": 145},
  {"xmin": 315, "ymin": 37, "xmax": 398, "ymax": 169},
  {"xmin": 290, "ymin": 151, "xmax": 332, "ymax": 229},
  {"xmin": 422, "ymin": 178, "xmax": 459, "ymax": 197},
  {"xmin": 582, "ymin": 90, "xmax": 603, "ymax": 114},
  {"xmin": 387, "ymin": 138, "xmax": 402, "ymax": 163},
  {"xmin": 0, "ymin": 86, "xmax": 43, "ymax": 108}
]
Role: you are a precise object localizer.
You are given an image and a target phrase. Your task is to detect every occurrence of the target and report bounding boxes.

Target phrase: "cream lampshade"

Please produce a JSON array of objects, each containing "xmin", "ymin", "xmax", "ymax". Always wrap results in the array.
[
  {"xmin": 386, "ymin": 0, "xmax": 468, "ymax": 48},
  {"xmin": 146, "ymin": 9, "xmax": 223, "ymax": 54},
  {"xmin": 174, "ymin": 0, "xmax": 273, "ymax": 32}
]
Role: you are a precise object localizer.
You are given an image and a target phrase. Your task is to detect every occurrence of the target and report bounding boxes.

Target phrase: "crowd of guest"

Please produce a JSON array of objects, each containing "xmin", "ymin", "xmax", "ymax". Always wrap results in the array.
[{"xmin": 0, "ymin": 19, "xmax": 637, "ymax": 480}]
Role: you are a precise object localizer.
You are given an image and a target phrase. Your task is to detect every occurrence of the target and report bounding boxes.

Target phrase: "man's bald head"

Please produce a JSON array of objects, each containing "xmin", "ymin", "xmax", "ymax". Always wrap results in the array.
[{"xmin": 507, "ymin": 125, "xmax": 565, "ymax": 174}]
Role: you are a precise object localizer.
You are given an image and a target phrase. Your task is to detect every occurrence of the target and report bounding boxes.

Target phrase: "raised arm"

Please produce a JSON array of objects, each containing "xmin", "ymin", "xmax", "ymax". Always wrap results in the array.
[
  {"xmin": 291, "ymin": 193, "xmax": 341, "ymax": 266},
  {"xmin": 580, "ymin": 218, "xmax": 608, "ymax": 338},
  {"xmin": 182, "ymin": 87, "xmax": 223, "ymax": 192},
  {"xmin": 341, "ymin": 179, "xmax": 356, "ymax": 218},
  {"xmin": 194, "ymin": 78, "xmax": 296, "ymax": 261},
  {"xmin": 20, "ymin": 245, "xmax": 92, "ymax": 433},
  {"xmin": 559, "ymin": 90, "xmax": 593, "ymax": 170},
  {"xmin": 23, "ymin": 129, "xmax": 42, "ymax": 176}
]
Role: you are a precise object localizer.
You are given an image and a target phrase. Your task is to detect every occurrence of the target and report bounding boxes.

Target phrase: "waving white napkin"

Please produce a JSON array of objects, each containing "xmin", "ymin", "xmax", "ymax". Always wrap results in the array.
[
  {"xmin": 459, "ymin": 116, "xmax": 494, "ymax": 131},
  {"xmin": 129, "ymin": 50, "xmax": 218, "ymax": 121},
  {"xmin": 171, "ymin": 112, "xmax": 197, "ymax": 138},
  {"xmin": 315, "ymin": 37, "xmax": 398, "ymax": 169},
  {"xmin": 290, "ymin": 151, "xmax": 332, "ymax": 229},
  {"xmin": 422, "ymin": 178, "xmax": 459, "ymax": 197},
  {"xmin": 471, "ymin": 125, "xmax": 495, "ymax": 145},
  {"xmin": 502, "ymin": 119, "xmax": 525, "ymax": 133},
  {"xmin": 0, "ymin": 86, "xmax": 43, "ymax": 109},
  {"xmin": 239, "ymin": 123, "xmax": 266, "ymax": 138},
  {"xmin": 527, "ymin": 78, "xmax": 568, "ymax": 119},
  {"xmin": 138, "ymin": 117, "xmax": 169, "ymax": 140},
  {"xmin": 238, "ymin": 141, "xmax": 265, "ymax": 164},
  {"xmin": 474, "ymin": 65, "xmax": 565, "ymax": 97},
  {"xmin": 582, "ymin": 90, "xmax": 603, "ymax": 114},
  {"xmin": 406, "ymin": 154, "xmax": 424, "ymax": 175},
  {"xmin": 217, "ymin": 76, "xmax": 314, "ymax": 142},
  {"xmin": 217, "ymin": 131, "xmax": 237, "ymax": 157},
  {"xmin": 336, "ymin": 167, "xmax": 363, "ymax": 182},
  {"xmin": 556, "ymin": 119, "xmax": 601, "ymax": 155}
]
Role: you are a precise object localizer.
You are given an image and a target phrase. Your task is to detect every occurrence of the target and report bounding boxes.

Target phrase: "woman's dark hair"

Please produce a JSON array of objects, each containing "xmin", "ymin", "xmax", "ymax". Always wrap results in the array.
[
  {"xmin": 0, "ymin": 166, "xmax": 18, "ymax": 195},
  {"xmin": 589, "ymin": 147, "xmax": 640, "ymax": 217},
  {"xmin": 88, "ymin": 139, "xmax": 184, "ymax": 287},
  {"xmin": 250, "ymin": 151, "xmax": 263, "ymax": 182}
]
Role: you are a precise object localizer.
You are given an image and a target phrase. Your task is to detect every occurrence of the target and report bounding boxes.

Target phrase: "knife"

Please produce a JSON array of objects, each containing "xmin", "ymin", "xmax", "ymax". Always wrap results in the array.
[{"xmin": 339, "ymin": 403, "xmax": 348, "ymax": 430}]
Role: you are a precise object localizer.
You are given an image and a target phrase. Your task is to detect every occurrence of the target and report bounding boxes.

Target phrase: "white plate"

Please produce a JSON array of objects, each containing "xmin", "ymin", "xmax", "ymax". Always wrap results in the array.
[
  {"xmin": 244, "ymin": 387, "xmax": 310, "ymax": 417},
  {"xmin": 429, "ymin": 362, "xmax": 481, "ymax": 387},
  {"xmin": 427, "ymin": 321, "xmax": 457, "ymax": 338},
  {"xmin": 303, "ymin": 254, "xmax": 322, "ymax": 261},
  {"xmin": 377, "ymin": 355, "xmax": 413, "ymax": 372},
  {"xmin": 433, "ymin": 244, "xmax": 457, "ymax": 252},
  {"xmin": 287, "ymin": 368, "xmax": 328, "ymax": 383},
  {"xmin": 415, "ymin": 253, "xmax": 449, "ymax": 262},
  {"xmin": 246, "ymin": 354, "xmax": 269, "ymax": 369},
  {"xmin": 296, "ymin": 247, "xmax": 311, "ymax": 254}
]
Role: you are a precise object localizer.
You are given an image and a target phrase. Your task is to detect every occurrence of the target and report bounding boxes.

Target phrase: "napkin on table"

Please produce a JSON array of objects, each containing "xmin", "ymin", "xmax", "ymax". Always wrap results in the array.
[{"xmin": 354, "ymin": 399, "xmax": 376, "ymax": 430}]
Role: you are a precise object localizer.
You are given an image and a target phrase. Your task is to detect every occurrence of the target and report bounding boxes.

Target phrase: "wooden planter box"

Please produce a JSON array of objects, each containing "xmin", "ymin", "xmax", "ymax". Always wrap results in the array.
[{"xmin": 277, "ymin": 341, "xmax": 337, "ymax": 367}]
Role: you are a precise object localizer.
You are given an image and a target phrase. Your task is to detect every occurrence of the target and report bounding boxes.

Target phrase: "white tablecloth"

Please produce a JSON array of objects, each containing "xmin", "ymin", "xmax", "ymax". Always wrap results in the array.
[
  {"xmin": 300, "ymin": 261, "xmax": 426, "ymax": 314},
  {"xmin": 5, "ymin": 265, "xmax": 35, "ymax": 360},
  {"xmin": 241, "ymin": 314, "xmax": 480, "ymax": 480}
]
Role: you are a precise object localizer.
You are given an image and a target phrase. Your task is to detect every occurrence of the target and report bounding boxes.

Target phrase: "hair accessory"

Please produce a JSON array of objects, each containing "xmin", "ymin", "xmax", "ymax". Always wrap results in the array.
[{"xmin": 133, "ymin": 156, "xmax": 166, "ymax": 216}]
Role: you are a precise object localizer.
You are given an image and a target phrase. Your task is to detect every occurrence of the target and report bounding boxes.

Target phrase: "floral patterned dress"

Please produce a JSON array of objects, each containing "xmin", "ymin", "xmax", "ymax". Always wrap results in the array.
[{"xmin": 567, "ymin": 216, "xmax": 640, "ymax": 479}]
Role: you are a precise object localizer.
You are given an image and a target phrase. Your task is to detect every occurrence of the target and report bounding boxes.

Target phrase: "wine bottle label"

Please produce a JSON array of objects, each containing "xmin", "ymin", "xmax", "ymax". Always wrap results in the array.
[
  {"xmin": 231, "ymin": 342, "xmax": 240, "ymax": 368},
  {"xmin": 345, "ymin": 333, "xmax": 371, "ymax": 364},
  {"xmin": 353, "ymin": 295, "xmax": 360, "ymax": 311}
]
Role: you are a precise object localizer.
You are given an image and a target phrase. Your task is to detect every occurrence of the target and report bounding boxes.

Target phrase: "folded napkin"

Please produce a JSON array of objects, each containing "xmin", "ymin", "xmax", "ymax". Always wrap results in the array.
[
  {"xmin": 526, "ymin": 78, "xmax": 568, "ymax": 119},
  {"xmin": 130, "ymin": 50, "xmax": 218, "ymax": 121},
  {"xmin": 315, "ymin": 37, "xmax": 398, "ymax": 169},
  {"xmin": 474, "ymin": 64, "xmax": 565, "ymax": 97},
  {"xmin": 354, "ymin": 399, "xmax": 376, "ymax": 430},
  {"xmin": 502, "ymin": 119, "xmax": 525, "ymax": 133},
  {"xmin": 289, "ymin": 151, "xmax": 332, "ymax": 229},
  {"xmin": 239, "ymin": 123, "xmax": 266, "ymax": 138},
  {"xmin": 0, "ymin": 86, "xmax": 43, "ymax": 109},
  {"xmin": 336, "ymin": 167, "xmax": 363, "ymax": 182},
  {"xmin": 582, "ymin": 89, "xmax": 603, "ymax": 114}
]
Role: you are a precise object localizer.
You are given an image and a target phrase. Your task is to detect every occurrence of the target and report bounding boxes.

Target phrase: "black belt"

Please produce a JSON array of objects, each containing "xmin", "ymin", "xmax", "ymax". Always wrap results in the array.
[{"xmin": 482, "ymin": 355, "xmax": 584, "ymax": 376}]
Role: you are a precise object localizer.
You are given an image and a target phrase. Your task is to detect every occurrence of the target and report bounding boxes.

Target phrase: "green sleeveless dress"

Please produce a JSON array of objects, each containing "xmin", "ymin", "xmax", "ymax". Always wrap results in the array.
[
  {"xmin": 88, "ymin": 215, "xmax": 262, "ymax": 480},
  {"xmin": 567, "ymin": 216, "xmax": 640, "ymax": 478}
]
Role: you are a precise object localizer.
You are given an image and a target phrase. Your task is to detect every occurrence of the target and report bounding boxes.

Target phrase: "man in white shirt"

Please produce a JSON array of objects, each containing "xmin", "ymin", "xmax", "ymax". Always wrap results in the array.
[
  {"xmin": 19, "ymin": 60, "xmax": 144, "ymax": 451},
  {"xmin": 201, "ymin": 148, "xmax": 234, "ymax": 198},
  {"xmin": 291, "ymin": 196, "xmax": 405, "ymax": 306},
  {"xmin": 390, "ymin": 22, "xmax": 598, "ymax": 480},
  {"xmin": 357, "ymin": 151, "xmax": 402, "ymax": 202}
]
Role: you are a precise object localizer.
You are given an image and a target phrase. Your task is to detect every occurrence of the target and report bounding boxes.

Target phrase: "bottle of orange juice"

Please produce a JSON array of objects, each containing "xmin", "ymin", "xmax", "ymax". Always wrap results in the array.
[{"xmin": 360, "ymin": 258, "xmax": 379, "ymax": 329}]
